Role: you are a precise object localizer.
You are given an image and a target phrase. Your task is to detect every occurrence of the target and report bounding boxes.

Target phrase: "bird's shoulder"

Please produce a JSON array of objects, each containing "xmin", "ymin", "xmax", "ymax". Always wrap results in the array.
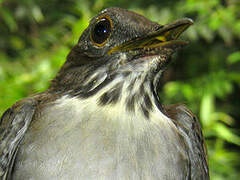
[
  {"xmin": 164, "ymin": 104, "xmax": 202, "ymax": 135},
  {"xmin": 0, "ymin": 97, "xmax": 38, "ymax": 180},
  {"xmin": 164, "ymin": 104, "xmax": 209, "ymax": 179}
]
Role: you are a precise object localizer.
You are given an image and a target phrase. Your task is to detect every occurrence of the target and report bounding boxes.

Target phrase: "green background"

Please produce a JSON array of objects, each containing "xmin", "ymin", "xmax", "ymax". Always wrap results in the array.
[{"xmin": 0, "ymin": 0, "xmax": 240, "ymax": 179}]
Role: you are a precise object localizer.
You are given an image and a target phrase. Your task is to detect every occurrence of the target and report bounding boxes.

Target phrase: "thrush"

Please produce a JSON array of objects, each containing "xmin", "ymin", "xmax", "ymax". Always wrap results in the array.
[{"xmin": 0, "ymin": 7, "xmax": 209, "ymax": 180}]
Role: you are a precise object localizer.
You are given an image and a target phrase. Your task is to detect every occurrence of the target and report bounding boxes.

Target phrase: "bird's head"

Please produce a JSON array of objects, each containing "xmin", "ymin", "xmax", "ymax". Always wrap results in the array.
[{"xmin": 51, "ymin": 7, "xmax": 193, "ymax": 106}]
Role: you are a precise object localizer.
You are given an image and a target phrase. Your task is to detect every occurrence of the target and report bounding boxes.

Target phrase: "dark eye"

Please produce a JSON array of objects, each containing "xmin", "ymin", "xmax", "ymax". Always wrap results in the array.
[{"xmin": 91, "ymin": 17, "xmax": 112, "ymax": 46}]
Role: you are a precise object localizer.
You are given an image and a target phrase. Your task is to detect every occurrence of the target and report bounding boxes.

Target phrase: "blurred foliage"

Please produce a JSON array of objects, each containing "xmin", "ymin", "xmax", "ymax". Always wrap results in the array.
[{"xmin": 0, "ymin": 0, "xmax": 240, "ymax": 179}]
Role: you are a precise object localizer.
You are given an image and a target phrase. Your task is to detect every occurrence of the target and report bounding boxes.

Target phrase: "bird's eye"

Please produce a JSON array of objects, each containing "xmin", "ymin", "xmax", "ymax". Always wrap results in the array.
[{"xmin": 91, "ymin": 17, "xmax": 112, "ymax": 46}]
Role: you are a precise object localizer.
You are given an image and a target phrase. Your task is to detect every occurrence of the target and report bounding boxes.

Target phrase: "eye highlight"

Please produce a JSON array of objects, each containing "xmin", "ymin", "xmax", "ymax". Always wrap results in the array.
[{"xmin": 91, "ymin": 17, "xmax": 112, "ymax": 46}]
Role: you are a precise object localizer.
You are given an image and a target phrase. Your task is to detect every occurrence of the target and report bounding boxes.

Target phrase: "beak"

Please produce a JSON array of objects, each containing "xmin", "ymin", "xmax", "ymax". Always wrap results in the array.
[{"xmin": 108, "ymin": 18, "xmax": 193, "ymax": 55}]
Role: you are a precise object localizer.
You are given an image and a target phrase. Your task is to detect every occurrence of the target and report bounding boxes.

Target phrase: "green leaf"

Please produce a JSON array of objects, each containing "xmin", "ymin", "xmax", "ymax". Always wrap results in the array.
[
  {"xmin": 214, "ymin": 123, "xmax": 240, "ymax": 146},
  {"xmin": 0, "ymin": 0, "xmax": 5, "ymax": 5},
  {"xmin": 212, "ymin": 112, "xmax": 234, "ymax": 125},
  {"xmin": 0, "ymin": 8, "xmax": 17, "ymax": 31},
  {"xmin": 227, "ymin": 51, "xmax": 240, "ymax": 64},
  {"xmin": 200, "ymin": 93, "xmax": 214, "ymax": 127},
  {"xmin": 32, "ymin": 6, "xmax": 44, "ymax": 23},
  {"xmin": 10, "ymin": 36, "xmax": 25, "ymax": 50}
]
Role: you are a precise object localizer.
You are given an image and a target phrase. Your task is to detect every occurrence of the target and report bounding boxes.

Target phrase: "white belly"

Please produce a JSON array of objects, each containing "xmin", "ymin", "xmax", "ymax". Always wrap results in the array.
[{"xmin": 12, "ymin": 95, "xmax": 189, "ymax": 180}]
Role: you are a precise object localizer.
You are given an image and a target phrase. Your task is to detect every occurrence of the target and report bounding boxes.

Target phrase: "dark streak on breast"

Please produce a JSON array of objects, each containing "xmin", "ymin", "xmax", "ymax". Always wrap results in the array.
[
  {"xmin": 126, "ymin": 93, "xmax": 137, "ymax": 112},
  {"xmin": 73, "ymin": 74, "xmax": 117, "ymax": 99},
  {"xmin": 140, "ymin": 103, "xmax": 150, "ymax": 119},
  {"xmin": 127, "ymin": 78, "xmax": 137, "ymax": 92},
  {"xmin": 98, "ymin": 82, "xmax": 123, "ymax": 105},
  {"xmin": 144, "ymin": 93, "xmax": 153, "ymax": 111}
]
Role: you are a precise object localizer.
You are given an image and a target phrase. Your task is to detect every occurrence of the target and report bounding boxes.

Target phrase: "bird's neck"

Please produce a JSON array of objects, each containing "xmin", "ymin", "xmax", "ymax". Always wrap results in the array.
[{"xmin": 51, "ymin": 60, "xmax": 165, "ymax": 120}]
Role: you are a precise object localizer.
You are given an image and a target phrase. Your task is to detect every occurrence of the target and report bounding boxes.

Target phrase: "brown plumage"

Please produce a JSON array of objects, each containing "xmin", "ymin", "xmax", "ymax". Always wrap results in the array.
[{"xmin": 0, "ymin": 7, "xmax": 209, "ymax": 179}]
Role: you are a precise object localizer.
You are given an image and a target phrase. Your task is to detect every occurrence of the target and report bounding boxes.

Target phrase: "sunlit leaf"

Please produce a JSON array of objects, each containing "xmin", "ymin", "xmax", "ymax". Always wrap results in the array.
[
  {"xmin": 227, "ymin": 51, "xmax": 240, "ymax": 64},
  {"xmin": 214, "ymin": 123, "xmax": 240, "ymax": 146},
  {"xmin": 212, "ymin": 112, "xmax": 234, "ymax": 125},
  {"xmin": 32, "ymin": 5, "xmax": 44, "ymax": 23},
  {"xmin": 200, "ymin": 93, "xmax": 214, "ymax": 127}
]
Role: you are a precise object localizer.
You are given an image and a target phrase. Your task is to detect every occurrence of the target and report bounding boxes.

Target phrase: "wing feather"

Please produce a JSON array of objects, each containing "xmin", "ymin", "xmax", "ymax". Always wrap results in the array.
[
  {"xmin": 0, "ymin": 98, "xmax": 37, "ymax": 180},
  {"xmin": 165, "ymin": 104, "xmax": 209, "ymax": 180}
]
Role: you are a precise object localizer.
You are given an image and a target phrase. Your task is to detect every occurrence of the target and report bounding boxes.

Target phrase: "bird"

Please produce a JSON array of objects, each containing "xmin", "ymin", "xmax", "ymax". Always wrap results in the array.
[{"xmin": 0, "ymin": 7, "xmax": 209, "ymax": 180}]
